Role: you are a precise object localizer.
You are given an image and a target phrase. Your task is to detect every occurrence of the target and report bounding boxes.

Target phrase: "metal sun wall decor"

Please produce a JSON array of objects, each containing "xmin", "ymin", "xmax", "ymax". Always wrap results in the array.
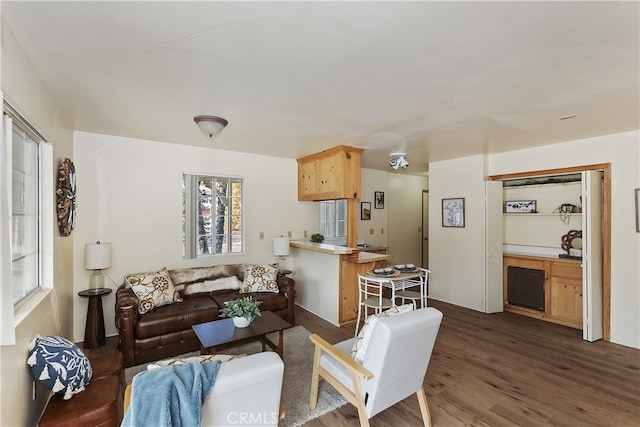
[{"xmin": 56, "ymin": 158, "xmax": 76, "ymax": 236}]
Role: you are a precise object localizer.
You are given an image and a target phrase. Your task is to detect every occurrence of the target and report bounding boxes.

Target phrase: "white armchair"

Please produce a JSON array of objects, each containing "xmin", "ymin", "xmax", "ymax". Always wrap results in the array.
[
  {"xmin": 309, "ymin": 307, "xmax": 443, "ymax": 427},
  {"xmin": 125, "ymin": 351, "xmax": 284, "ymax": 427},
  {"xmin": 203, "ymin": 352, "xmax": 284, "ymax": 426}
]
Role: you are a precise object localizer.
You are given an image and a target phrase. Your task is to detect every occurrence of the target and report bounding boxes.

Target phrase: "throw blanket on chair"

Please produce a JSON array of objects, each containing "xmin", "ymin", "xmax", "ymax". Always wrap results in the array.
[{"xmin": 122, "ymin": 360, "xmax": 221, "ymax": 427}]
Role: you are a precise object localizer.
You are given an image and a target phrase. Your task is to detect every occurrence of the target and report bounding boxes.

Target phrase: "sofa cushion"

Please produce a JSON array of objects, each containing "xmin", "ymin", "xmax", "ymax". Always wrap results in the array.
[
  {"xmin": 240, "ymin": 263, "xmax": 279, "ymax": 293},
  {"xmin": 211, "ymin": 290, "xmax": 288, "ymax": 313},
  {"xmin": 125, "ymin": 268, "xmax": 181, "ymax": 314},
  {"xmin": 135, "ymin": 296, "xmax": 219, "ymax": 339},
  {"xmin": 170, "ymin": 264, "xmax": 245, "ymax": 295},
  {"xmin": 27, "ymin": 336, "xmax": 93, "ymax": 400}
]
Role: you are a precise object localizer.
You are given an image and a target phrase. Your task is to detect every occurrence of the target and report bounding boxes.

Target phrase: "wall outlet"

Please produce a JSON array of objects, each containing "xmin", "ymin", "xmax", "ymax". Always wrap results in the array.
[
  {"xmin": 304, "ymin": 230, "xmax": 308, "ymax": 237},
  {"xmin": 287, "ymin": 230, "xmax": 292, "ymax": 238},
  {"xmin": 381, "ymin": 228, "xmax": 384, "ymax": 235},
  {"xmin": 369, "ymin": 228, "xmax": 374, "ymax": 235},
  {"xmin": 259, "ymin": 232, "xmax": 264, "ymax": 240}
]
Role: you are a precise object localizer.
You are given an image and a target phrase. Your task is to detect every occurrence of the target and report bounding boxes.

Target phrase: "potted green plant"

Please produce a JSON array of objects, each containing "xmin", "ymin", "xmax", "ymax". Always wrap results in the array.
[
  {"xmin": 310, "ymin": 233, "xmax": 324, "ymax": 243},
  {"xmin": 219, "ymin": 296, "xmax": 262, "ymax": 328},
  {"xmin": 554, "ymin": 202, "xmax": 577, "ymax": 225}
]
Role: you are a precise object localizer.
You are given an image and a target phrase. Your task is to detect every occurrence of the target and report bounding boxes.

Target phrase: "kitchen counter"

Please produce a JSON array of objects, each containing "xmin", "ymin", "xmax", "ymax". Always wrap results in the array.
[
  {"xmin": 289, "ymin": 240, "xmax": 390, "ymax": 262},
  {"xmin": 289, "ymin": 240, "xmax": 352, "ymax": 255},
  {"xmin": 289, "ymin": 239, "xmax": 391, "ymax": 325}
]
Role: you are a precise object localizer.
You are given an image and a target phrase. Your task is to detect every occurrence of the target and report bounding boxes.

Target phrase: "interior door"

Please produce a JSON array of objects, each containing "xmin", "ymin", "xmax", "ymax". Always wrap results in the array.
[
  {"xmin": 582, "ymin": 170, "xmax": 603, "ymax": 341},
  {"xmin": 422, "ymin": 190, "xmax": 429, "ymax": 268},
  {"xmin": 484, "ymin": 181, "xmax": 504, "ymax": 313}
]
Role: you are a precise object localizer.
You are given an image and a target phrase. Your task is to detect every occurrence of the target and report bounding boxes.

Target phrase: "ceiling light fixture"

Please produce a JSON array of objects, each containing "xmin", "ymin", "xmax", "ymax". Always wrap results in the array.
[
  {"xmin": 389, "ymin": 152, "xmax": 409, "ymax": 170},
  {"xmin": 193, "ymin": 115, "xmax": 229, "ymax": 138}
]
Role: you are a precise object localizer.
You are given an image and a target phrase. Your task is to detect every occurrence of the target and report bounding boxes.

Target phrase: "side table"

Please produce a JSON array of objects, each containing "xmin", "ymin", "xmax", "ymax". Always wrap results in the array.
[{"xmin": 78, "ymin": 288, "xmax": 112, "ymax": 349}]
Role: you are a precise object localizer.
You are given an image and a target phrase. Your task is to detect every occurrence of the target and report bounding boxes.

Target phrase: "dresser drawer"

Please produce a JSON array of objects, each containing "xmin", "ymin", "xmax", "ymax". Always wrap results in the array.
[{"xmin": 551, "ymin": 261, "xmax": 582, "ymax": 280}]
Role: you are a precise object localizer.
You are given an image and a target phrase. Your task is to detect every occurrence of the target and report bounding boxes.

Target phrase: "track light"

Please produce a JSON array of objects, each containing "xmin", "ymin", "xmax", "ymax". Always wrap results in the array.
[{"xmin": 389, "ymin": 152, "xmax": 409, "ymax": 170}]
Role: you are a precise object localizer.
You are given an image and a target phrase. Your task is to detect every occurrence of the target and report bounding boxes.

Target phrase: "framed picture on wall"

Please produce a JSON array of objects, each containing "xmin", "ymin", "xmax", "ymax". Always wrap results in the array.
[
  {"xmin": 361, "ymin": 202, "xmax": 371, "ymax": 220},
  {"xmin": 442, "ymin": 197, "xmax": 465, "ymax": 227},
  {"xmin": 374, "ymin": 191, "xmax": 384, "ymax": 209}
]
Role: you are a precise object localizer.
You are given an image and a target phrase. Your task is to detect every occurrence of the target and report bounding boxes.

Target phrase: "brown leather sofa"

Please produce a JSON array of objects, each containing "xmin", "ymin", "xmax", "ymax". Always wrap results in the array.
[{"xmin": 115, "ymin": 264, "xmax": 295, "ymax": 367}]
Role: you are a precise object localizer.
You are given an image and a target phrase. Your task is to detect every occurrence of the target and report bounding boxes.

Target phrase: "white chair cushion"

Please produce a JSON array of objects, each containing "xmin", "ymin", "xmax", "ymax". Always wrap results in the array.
[
  {"xmin": 351, "ymin": 304, "xmax": 413, "ymax": 364},
  {"xmin": 320, "ymin": 339, "xmax": 357, "ymax": 394}
]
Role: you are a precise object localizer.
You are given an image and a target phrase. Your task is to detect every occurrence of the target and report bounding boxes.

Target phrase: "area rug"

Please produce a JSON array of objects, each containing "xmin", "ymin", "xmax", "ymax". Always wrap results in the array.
[{"xmin": 124, "ymin": 326, "xmax": 347, "ymax": 426}]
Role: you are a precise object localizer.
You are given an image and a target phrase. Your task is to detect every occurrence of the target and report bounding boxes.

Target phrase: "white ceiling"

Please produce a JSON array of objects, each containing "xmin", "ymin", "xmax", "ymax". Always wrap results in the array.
[{"xmin": 3, "ymin": 1, "xmax": 639, "ymax": 176}]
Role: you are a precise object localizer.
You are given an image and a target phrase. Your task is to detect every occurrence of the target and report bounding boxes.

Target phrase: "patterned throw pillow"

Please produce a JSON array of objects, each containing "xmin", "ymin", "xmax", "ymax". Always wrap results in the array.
[
  {"xmin": 240, "ymin": 263, "xmax": 279, "ymax": 293},
  {"xmin": 125, "ymin": 267, "xmax": 181, "ymax": 314},
  {"xmin": 27, "ymin": 336, "xmax": 93, "ymax": 400},
  {"xmin": 146, "ymin": 354, "xmax": 245, "ymax": 370},
  {"xmin": 351, "ymin": 304, "xmax": 414, "ymax": 364}
]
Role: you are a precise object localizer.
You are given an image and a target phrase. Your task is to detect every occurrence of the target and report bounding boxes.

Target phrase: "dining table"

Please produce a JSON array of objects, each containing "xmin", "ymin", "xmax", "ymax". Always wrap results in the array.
[{"xmin": 365, "ymin": 267, "xmax": 426, "ymax": 308}]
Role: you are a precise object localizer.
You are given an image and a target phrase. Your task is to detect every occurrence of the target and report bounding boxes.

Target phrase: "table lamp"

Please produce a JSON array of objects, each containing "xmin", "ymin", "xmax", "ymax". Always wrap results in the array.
[
  {"xmin": 273, "ymin": 236, "xmax": 290, "ymax": 274},
  {"xmin": 85, "ymin": 241, "xmax": 112, "ymax": 292}
]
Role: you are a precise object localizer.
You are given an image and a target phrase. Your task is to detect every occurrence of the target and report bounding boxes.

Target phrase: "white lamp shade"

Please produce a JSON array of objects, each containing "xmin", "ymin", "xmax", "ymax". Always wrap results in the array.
[
  {"xmin": 273, "ymin": 236, "xmax": 290, "ymax": 256},
  {"xmin": 85, "ymin": 242, "xmax": 112, "ymax": 270}
]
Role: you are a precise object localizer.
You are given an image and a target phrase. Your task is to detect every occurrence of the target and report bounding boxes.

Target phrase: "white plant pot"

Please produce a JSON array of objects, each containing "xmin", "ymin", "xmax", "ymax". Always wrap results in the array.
[{"xmin": 232, "ymin": 317, "xmax": 251, "ymax": 328}]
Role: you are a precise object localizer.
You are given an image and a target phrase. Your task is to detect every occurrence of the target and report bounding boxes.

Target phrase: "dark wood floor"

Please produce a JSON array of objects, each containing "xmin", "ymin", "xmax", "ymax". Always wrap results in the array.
[
  {"xmin": 91, "ymin": 300, "xmax": 639, "ymax": 426},
  {"xmin": 301, "ymin": 300, "xmax": 640, "ymax": 427}
]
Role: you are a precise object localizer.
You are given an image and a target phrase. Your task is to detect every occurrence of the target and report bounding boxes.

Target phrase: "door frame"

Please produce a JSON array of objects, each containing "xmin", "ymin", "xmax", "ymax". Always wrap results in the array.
[
  {"xmin": 422, "ymin": 189, "xmax": 429, "ymax": 268},
  {"xmin": 489, "ymin": 163, "xmax": 611, "ymax": 341}
]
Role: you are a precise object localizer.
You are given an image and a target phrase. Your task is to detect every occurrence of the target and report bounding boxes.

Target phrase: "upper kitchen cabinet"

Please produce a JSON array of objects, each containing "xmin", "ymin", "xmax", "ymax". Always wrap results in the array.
[{"xmin": 297, "ymin": 145, "xmax": 364, "ymax": 201}]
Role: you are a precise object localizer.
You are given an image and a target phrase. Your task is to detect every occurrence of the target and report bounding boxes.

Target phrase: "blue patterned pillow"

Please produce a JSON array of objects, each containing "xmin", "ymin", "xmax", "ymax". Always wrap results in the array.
[{"xmin": 27, "ymin": 336, "xmax": 92, "ymax": 400}]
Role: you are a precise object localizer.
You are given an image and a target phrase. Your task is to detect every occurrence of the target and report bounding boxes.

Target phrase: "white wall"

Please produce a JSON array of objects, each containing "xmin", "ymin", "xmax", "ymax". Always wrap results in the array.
[
  {"xmin": 289, "ymin": 247, "xmax": 341, "ymax": 325},
  {"xmin": 358, "ymin": 169, "xmax": 389, "ymax": 246},
  {"xmin": 428, "ymin": 155, "xmax": 487, "ymax": 311},
  {"xmin": 388, "ymin": 173, "xmax": 429, "ymax": 267},
  {"xmin": 428, "ymin": 131, "xmax": 640, "ymax": 349},
  {"xmin": 72, "ymin": 132, "xmax": 318, "ymax": 341},
  {"xmin": 490, "ymin": 131, "xmax": 639, "ymax": 349},
  {"xmin": 1, "ymin": 19, "xmax": 75, "ymax": 427}
]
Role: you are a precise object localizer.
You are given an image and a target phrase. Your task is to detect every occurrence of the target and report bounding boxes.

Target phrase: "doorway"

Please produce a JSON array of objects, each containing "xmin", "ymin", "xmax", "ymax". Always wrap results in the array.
[
  {"xmin": 489, "ymin": 163, "xmax": 611, "ymax": 341},
  {"xmin": 422, "ymin": 190, "xmax": 429, "ymax": 268}
]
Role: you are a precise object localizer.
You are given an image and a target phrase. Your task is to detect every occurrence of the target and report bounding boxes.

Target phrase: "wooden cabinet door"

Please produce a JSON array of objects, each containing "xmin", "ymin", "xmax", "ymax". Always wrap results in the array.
[
  {"xmin": 317, "ymin": 153, "xmax": 342, "ymax": 198},
  {"xmin": 550, "ymin": 277, "xmax": 583, "ymax": 328},
  {"xmin": 297, "ymin": 145, "xmax": 363, "ymax": 201},
  {"xmin": 298, "ymin": 158, "xmax": 318, "ymax": 199}
]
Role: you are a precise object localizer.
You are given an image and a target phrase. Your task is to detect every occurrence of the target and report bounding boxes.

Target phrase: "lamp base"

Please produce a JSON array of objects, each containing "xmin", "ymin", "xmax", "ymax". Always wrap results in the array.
[
  {"xmin": 89, "ymin": 270, "xmax": 105, "ymax": 292},
  {"xmin": 276, "ymin": 256, "xmax": 287, "ymax": 274}
]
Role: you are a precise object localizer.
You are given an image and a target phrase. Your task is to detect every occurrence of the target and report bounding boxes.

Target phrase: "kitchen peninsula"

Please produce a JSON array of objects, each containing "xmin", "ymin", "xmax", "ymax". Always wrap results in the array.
[{"xmin": 289, "ymin": 240, "xmax": 391, "ymax": 326}]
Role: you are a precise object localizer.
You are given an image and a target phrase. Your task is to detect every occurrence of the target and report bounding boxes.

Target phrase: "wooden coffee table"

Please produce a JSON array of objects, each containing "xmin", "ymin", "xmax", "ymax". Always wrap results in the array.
[{"xmin": 192, "ymin": 311, "xmax": 292, "ymax": 359}]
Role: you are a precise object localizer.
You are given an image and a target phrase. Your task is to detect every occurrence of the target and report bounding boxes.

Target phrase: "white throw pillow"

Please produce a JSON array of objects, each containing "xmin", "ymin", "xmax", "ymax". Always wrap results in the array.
[
  {"xmin": 351, "ymin": 304, "xmax": 414, "ymax": 364},
  {"xmin": 240, "ymin": 263, "xmax": 279, "ymax": 293},
  {"xmin": 125, "ymin": 267, "xmax": 181, "ymax": 314}
]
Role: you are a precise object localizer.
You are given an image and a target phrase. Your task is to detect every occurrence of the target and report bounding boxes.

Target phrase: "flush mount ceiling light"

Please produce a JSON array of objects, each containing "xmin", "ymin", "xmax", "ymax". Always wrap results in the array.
[
  {"xmin": 193, "ymin": 115, "xmax": 229, "ymax": 138},
  {"xmin": 389, "ymin": 152, "xmax": 409, "ymax": 170}
]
